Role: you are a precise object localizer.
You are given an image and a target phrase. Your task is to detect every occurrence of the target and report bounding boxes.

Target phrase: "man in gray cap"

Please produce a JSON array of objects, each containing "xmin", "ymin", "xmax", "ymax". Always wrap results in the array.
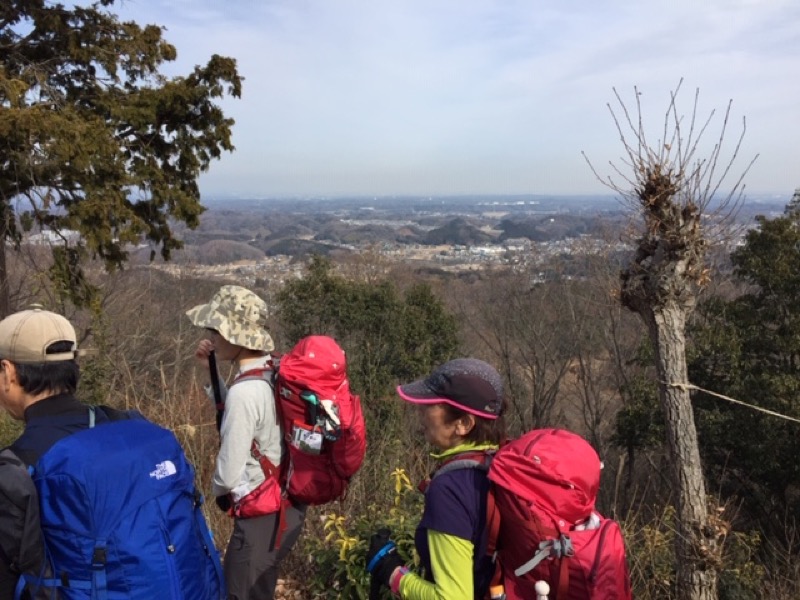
[{"xmin": 187, "ymin": 285, "xmax": 306, "ymax": 600}]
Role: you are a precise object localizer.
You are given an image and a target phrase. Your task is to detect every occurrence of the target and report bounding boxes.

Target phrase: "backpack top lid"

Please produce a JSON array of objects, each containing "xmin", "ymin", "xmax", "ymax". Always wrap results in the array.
[
  {"xmin": 33, "ymin": 419, "xmax": 196, "ymax": 535},
  {"xmin": 489, "ymin": 428, "xmax": 601, "ymax": 526},
  {"xmin": 278, "ymin": 335, "xmax": 349, "ymax": 400}
]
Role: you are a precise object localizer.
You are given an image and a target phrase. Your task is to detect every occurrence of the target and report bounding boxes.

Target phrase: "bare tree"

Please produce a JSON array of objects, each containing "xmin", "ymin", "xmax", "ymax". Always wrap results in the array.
[
  {"xmin": 584, "ymin": 81, "xmax": 757, "ymax": 600},
  {"xmin": 450, "ymin": 266, "xmax": 578, "ymax": 433}
]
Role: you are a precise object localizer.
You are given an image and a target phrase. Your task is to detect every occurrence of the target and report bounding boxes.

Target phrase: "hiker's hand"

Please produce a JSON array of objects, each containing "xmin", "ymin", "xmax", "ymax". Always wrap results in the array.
[
  {"xmin": 366, "ymin": 528, "xmax": 405, "ymax": 589},
  {"xmin": 215, "ymin": 494, "xmax": 232, "ymax": 514},
  {"xmin": 195, "ymin": 339, "xmax": 214, "ymax": 368}
]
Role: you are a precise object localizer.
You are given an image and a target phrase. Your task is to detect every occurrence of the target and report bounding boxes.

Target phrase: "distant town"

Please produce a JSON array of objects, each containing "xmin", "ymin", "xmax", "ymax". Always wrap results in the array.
[{"xmin": 25, "ymin": 193, "xmax": 794, "ymax": 287}]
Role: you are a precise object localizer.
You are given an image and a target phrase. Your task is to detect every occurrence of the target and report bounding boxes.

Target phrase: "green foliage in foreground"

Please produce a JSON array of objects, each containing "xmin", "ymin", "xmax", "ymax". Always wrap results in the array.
[
  {"xmin": 276, "ymin": 256, "xmax": 460, "ymax": 405},
  {"xmin": 301, "ymin": 469, "xmax": 422, "ymax": 600}
]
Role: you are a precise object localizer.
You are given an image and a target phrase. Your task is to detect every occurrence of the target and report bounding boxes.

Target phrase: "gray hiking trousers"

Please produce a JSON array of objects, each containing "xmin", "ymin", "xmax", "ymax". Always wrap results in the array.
[{"xmin": 224, "ymin": 502, "xmax": 307, "ymax": 600}]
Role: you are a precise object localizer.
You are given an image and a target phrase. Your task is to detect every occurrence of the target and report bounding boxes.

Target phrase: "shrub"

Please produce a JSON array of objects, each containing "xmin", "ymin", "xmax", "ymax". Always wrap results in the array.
[{"xmin": 298, "ymin": 468, "xmax": 423, "ymax": 599}]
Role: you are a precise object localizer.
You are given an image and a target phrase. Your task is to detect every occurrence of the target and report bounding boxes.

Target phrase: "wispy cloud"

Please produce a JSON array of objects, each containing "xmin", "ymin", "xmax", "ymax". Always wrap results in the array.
[{"xmin": 115, "ymin": 0, "xmax": 800, "ymax": 198}]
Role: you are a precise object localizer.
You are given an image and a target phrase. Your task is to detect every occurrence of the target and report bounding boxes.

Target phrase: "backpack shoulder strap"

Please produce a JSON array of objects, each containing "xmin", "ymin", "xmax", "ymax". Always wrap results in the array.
[
  {"xmin": 233, "ymin": 363, "xmax": 283, "ymax": 441},
  {"xmin": 435, "ymin": 451, "xmax": 492, "ymax": 477},
  {"xmin": 425, "ymin": 450, "xmax": 505, "ymax": 595},
  {"xmin": 233, "ymin": 365, "xmax": 276, "ymax": 387},
  {"xmin": 93, "ymin": 405, "xmax": 144, "ymax": 423},
  {"xmin": 418, "ymin": 449, "xmax": 493, "ymax": 493},
  {"xmin": 231, "ymin": 362, "xmax": 286, "ymax": 484}
]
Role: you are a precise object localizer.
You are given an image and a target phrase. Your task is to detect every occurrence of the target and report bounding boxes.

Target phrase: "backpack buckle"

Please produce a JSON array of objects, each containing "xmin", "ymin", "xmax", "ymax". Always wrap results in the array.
[
  {"xmin": 514, "ymin": 534, "xmax": 574, "ymax": 577},
  {"xmin": 92, "ymin": 547, "xmax": 107, "ymax": 568}
]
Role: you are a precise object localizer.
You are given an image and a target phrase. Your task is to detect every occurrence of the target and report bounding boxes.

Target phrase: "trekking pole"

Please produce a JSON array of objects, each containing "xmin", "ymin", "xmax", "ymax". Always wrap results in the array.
[
  {"xmin": 368, "ymin": 576, "xmax": 382, "ymax": 600},
  {"xmin": 534, "ymin": 580, "xmax": 550, "ymax": 600},
  {"xmin": 208, "ymin": 350, "xmax": 224, "ymax": 432}
]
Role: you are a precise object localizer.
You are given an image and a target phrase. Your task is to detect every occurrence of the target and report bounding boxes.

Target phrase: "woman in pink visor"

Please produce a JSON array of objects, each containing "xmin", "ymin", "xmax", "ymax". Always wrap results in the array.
[{"xmin": 366, "ymin": 358, "xmax": 506, "ymax": 600}]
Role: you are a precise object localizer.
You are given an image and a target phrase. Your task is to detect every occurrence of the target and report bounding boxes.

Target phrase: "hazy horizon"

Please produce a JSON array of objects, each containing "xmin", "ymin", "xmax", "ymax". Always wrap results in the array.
[{"xmin": 117, "ymin": 1, "xmax": 799, "ymax": 199}]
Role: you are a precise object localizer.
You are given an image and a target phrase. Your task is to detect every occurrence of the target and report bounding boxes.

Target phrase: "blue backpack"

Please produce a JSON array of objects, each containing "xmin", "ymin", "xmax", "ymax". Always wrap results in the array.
[{"xmin": 16, "ymin": 415, "xmax": 225, "ymax": 600}]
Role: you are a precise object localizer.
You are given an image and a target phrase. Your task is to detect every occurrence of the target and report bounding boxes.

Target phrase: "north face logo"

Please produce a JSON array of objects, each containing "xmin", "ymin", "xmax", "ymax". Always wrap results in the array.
[{"xmin": 150, "ymin": 460, "xmax": 177, "ymax": 480}]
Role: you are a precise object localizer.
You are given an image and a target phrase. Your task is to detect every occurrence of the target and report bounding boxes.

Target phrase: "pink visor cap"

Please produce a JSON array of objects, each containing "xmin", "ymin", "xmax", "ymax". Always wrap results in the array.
[{"xmin": 397, "ymin": 358, "xmax": 503, "ymax": 419}]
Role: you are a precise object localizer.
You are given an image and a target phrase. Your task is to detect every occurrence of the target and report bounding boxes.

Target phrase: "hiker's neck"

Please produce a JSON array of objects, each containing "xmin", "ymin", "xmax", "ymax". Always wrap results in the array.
[{"xmin": 236, "ymin": 349, "xmax": 269, "ymax": 368}]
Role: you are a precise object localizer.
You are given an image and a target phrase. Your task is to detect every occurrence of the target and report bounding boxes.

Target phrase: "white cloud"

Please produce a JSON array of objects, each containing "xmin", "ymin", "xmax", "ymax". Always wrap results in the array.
[{"xmin": 115, "ymin": 0, "xmax": 800, "ymax": 198}]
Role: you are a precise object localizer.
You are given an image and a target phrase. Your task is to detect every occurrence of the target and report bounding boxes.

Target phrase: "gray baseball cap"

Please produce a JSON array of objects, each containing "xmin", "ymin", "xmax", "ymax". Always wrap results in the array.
[
  {"xmin": 397, "ymin": 358, "xmax": 504, "ymax": 419},
  {"xmin": 185, "ymin": 285, "xmax": 274, "ymax": 351}
]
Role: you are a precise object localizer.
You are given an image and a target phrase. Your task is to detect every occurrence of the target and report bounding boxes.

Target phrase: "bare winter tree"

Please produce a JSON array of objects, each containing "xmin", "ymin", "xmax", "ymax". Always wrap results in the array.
[
  {"xmin": 449, "ymin": 267, "xmax": 577, "ymax": 433},
  {"xmin": 584, "ymin": 81, "xmax": 757, "ymax": 600}
]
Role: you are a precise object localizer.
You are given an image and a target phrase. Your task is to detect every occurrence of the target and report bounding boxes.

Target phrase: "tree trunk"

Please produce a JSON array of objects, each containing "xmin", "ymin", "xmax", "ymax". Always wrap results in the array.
[
  {"xmin": 642, "ymin": 305, "xmax": 718, "ymax": 600},
  {"xmin": 0, "ymin": 203, "xmax": 10, "ymax": 318}
]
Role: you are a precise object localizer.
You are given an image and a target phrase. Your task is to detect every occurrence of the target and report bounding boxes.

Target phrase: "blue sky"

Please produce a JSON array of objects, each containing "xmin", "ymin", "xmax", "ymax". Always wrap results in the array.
[{"xmin": 116, "ymin": 0, "xmax": 799, "ymax": 199}]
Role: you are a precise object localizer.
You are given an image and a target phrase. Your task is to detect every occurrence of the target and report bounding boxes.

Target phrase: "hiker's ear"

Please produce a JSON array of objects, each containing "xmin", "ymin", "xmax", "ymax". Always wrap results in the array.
[
  {"xmin": 0, "ymin": 360, "xmax": 17, "ymax": 384},
  {"xmin": 455, "ymin": 414, "xmax": 476, "ymax": 436}
]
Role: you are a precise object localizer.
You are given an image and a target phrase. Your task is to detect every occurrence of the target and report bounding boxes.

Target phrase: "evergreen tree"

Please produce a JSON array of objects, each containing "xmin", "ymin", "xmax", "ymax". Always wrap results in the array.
[
  {"xmin": 276, "ymin": 256, "xmax": 459, "ymax": 403},
  {"xmin": 0, "ymin": 0, "xmax": 242, "ymax": 312},
  {"xmin": 691, "ymin": 207, "xmax": 800, "ymax": 536}
]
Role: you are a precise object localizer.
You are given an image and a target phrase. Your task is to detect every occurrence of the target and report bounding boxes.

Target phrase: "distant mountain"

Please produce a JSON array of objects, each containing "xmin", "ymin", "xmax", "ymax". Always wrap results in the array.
[
  {"xmin": 315, "ymin": 223, "xmax": 404, "ymax": 245},
  {"xmin": 254, "ymin": 238, "xmax": 350, "ymax": 258},
  {"xmin": 195, "ymin": 240, "xmax": 265, "ymax": 264},
  {"xmin": 498, "ymin": 215, "xmax": 592, "ymax": 241},
  {"xmin": 261, "ymin": 222, "xmax": 316, "ymax": 240},
  {"xmin": 424, "ymin": 217, "xmax": 494, "ymax": 245}
]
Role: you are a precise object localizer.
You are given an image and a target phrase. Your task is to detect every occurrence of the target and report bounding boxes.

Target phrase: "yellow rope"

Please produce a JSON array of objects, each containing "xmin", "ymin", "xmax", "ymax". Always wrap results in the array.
[{"xmin": 665, "ymin": 381, "xmax": 800, "ymax": 424}]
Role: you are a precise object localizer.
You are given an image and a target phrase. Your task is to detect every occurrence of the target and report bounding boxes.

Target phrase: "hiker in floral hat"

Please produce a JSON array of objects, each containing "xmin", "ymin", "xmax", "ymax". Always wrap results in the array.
[
  {"xmin": 187, "ymin": 285, "xmax": 306, "ymax": 600},
  {"xmin": 365, "ymin": 358, "xmax": 507, "ymax": 599}
]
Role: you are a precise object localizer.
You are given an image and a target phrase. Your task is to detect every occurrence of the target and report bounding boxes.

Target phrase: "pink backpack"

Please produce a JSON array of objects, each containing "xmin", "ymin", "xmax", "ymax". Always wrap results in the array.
[
  {"xmin": 487, "ymin": 428, "xmax": 632, "ymax": 600},
  {"xmin": 273, "ymin": 335, "xmax": 366, "ymax": 505}
]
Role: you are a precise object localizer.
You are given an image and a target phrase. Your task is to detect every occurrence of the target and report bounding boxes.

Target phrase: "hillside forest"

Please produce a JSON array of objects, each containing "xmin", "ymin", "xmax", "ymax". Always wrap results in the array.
[{"xmin": 2, "ymin": 192, "xmax": 800, "ymax": 598}]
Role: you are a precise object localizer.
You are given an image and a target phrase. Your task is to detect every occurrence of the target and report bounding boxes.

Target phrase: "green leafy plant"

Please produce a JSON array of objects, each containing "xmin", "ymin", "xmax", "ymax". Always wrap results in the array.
[{"xmin": 301, "ymin": 468, "xmax": 423, "ymax": 599}]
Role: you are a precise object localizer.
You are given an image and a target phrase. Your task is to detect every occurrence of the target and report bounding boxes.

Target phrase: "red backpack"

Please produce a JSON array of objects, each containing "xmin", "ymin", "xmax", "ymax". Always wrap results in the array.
[
  {"xmin": 273, "ymin": 335, "xmax": 366, "ymax": 505},
  {"xmin": 487, "ymin": 428, "xmax": 632, "ymax": 600}
]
